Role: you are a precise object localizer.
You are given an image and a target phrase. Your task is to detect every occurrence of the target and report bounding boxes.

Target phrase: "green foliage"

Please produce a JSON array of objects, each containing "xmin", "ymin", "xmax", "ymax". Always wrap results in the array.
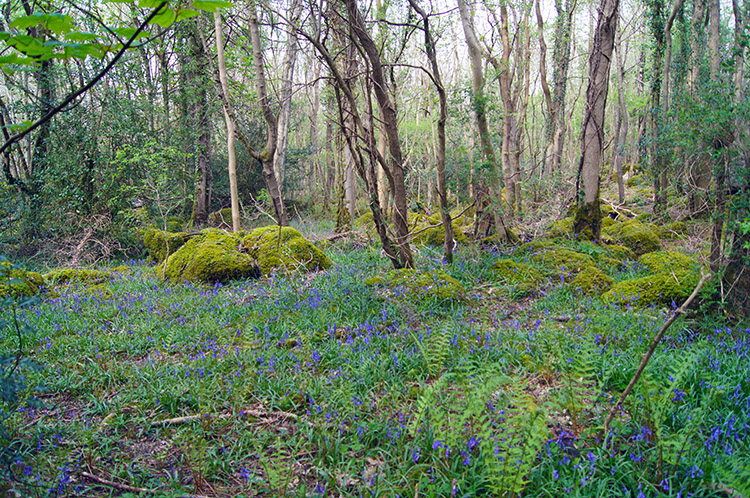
[
  {"xmin": 367, "ymin": 268, "xmax": 466, "ymax": 301},
  {"xmin": 570, "ymin": 265, "xmax": 614, "ymax": 295},
  {"xmin": 0, "ymin": 261, "xmax": 45, "ymax": 299},
  {"xmin": 603, "ymin": 219, "xmax": 662, "ymax": 256},
  {"xmin": 491, "ymin": 259, "xmax": 542, "ymax": 295}
]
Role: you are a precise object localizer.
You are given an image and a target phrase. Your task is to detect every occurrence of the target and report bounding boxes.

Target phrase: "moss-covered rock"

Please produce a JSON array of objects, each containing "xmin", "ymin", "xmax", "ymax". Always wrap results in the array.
[
  {"xmin": 547, "ymin": 217, "xmax": 574, "ymax": 239},
  {"xmin": 570, "ymin": 266, "xmax": 614, "ymax": 295},
  {"xmin": 602, "ymin": 271, "xmax": 700, "ymax": 307},
  {"xmin": 531, "ymin": 248, "xmax": 595, "ymax": 275},
  {"xmin": 602, "ymin": 220, "xmax": 661, "ymax": 256},
  {"xmin": 663, "ymin": 221, "xmax": 688, "ymax": 239},
  {"xmin": 0, "ymin": 261, "xmax": 46, "ymax": 299},
  {"xmin": 605, "ymin": 244, "xmax": 636, "ymax": 261},
  {"xmin": 638, "ymin": 250, "xmax": 698, "ymax": 274},
  {"xmin": 143, "ymin": 228, "xmax": 188, "ymax": 263},
  {"xmin": 410, "ymin": 213, "xmax": 469, "ymax": 247},
  {"xmin": 165, "ymin": 229, "xmax": 260, "ymax": 284},
  {"xmin": 208, "ymin": 208, "xmax": 234, "ymax": 228},
  {"xmin": 165, "ymin": 217, "xmax": 185, "ymax": 233},
  {"xmin": 241, "ymin": 226, "xmax": 332, "ymax": 276},
  {"xmin": 492, "ymin": 259, "xmax": 542, "ymax": 295},
  {"xmin": 370, "ymin": 268, "xmax": 465, "ymax": 301},
  {"xmin": 45, "ymin": 268, "xmax": 110, "ymax": 286}
]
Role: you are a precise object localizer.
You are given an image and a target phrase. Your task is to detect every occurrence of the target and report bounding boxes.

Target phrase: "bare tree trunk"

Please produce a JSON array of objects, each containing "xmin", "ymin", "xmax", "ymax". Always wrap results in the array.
[
  {"xmin": 343, "ymin": 0, "xmax": 414, "ymax": 267},
  {"xmin": 574, "ymin": 0, "xmax": 620, "ymax": 240},
  {"xmin": 409, "ymin": 0, "xmax": 454, "ymax": 263},
  {"xmin": 613, "ymin": 19, "xmax": 627, "ymax": 204},
  {"xmin": 248, "ymin": 5, "xmax": 289, "ymax": 226},
  {"xmin": 708, "ymin": 0, "xmax": 724, "ymax": 271},
  {"xmin": 549, "ymin": 0, "xmax": 576, "ymax": 172},
  {"xmin": 273, "ymin": 0, "xmax": 302, "ymax": 197},
  {"xmin": 535, "ymin": 0, "xmax": 554, "ymax": 173},
  {"xmin": 457, "ymin": 0, "xmax": 512, "ymax": 240},
  {"xmin": 213, "ymin": 11, "xmax": 241, "ymax": 233}
]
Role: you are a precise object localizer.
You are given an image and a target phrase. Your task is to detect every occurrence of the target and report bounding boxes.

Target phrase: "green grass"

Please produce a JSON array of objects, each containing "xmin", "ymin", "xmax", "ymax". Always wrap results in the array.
[{"xmin": 1, "ymin": 242, "xmax": 748, "ymax": 497}]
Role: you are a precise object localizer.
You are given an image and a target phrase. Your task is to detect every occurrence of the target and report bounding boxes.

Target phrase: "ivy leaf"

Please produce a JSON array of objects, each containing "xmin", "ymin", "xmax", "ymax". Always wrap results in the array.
[{"xmin": 192, "ymin": 0, "xmax": 234, "ymax": 12}]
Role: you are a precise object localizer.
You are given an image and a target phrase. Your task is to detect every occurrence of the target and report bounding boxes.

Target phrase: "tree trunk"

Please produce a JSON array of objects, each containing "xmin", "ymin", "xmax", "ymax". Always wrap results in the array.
[
  {"xmin": 613, "ymin": 20, "xmax": 628, "ymax": 204},
  {"xmin": 457, "ymin": 0, "xmax": 512, "ymax": 240},
  {"xmin": 574, "ymin": 0, "xmax": 620, "ymax": 240},
  {"xmin": 272, "ymin": 0, "xmax": 302, "ymax": 197},
  {"xmin": 213, "ymin": 12, "xmax": 241, "ymax": 233},
  {"xmin": 409, "ymin": 0, "xmax": 454, "ymax": 263},
  {"xmin": 343, "ymin": 0, "xmax": 413, "ymax": 268}
]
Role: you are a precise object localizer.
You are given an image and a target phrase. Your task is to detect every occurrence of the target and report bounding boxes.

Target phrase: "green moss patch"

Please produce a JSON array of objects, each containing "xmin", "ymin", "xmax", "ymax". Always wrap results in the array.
[
  {"xmin": 143, "ymin": 228, "xmax": 189, "ymax": 263},
  {"xmin": 492, "ymin": 259, "xmax": 542, "ymax": 295},
  {"xmin": 570, "ymin": 266, "xmax": 614, "ymax": 295},
  {"xmin": 0, "ymin": 261, "xmax": 46, "ymax": 299},
  {"xmin": 166, "ymin": 230, "xmax": 260, "ymax": 284},
  {"xmin": 208, "ymin": 208, "xmax": 234, "ymax": 228},
  {"xmin": 242, "ymin": 226, "xmax": 332, "ymax": 276},
  {"xmin": 409, "ymin": 213, "xmax": 468, "ymax": 247},
  {"xmin": 547, "ymin": 217, "xmax": 574, "ymax": 239},
  {"xmin": 45, "ymin": 268, "xmax": 110, "ymax": 286},
  {"xmin": 531, "ymin": 248, "xmax": 595, "ymax": 276},
  {"xmin": 638, "ymin": 250, "xmax": 698, "ymax": 274},
  {"xmin": 368, "ymin": 268, "xmax": 465, "ymax": 301},
  {"xmin": 602, "ymin": 271, "xmax": 699, "ymax": 307},
  {"xmin": 602, "ymin": 220, "xmax": 661, "ymax": 256}
]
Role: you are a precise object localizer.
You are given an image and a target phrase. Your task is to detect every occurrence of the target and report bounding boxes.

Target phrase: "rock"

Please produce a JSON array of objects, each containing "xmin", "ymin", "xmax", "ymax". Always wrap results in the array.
[
  {"xmin": 143, "ymin": 228, "xmax": 188, "ymax": 262},
  {"xmin": 409, "ymin": 213, "xmax": 468, "ymax": 247},
  {"xmin": 165, "ymin": 229, "xmax": 260, "ymax": 284},
  {"xmin": 241, "ymin": 226, "xmax": 332, "ymax": 276},
  {"xmin": 492, "ymin": 259, "xmax": 542, "ymax": 295},
  {"xmin": 638, "ymin": 250, "xmax": 697, "ymax": 274},
  {"xmin": 602, "ymin": 219, "xmax": 661, "ymax": 256},
  {"xmin": 367, "ymin": 268, "xmax": 465, "ymax": 301},
  {"xmin": 45, "ymin": 268, "xmax": 110, "ymax": 286},
  {"xmin": 0, "ymin": 261, "xmax": 46, "ymax": 299},
  {"xmin": 570, "ymin": 266, "xmax": 614, "ymax": 295}
]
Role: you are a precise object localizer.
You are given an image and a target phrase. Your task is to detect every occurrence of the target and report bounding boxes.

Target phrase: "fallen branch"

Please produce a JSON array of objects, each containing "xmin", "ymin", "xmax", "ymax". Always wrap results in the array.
[
  {"xmin": 602, "ymin": 271, "xmax": 711, "ymax": 441},
  {"xmin": 81, "ymin": 472, "xmax": 155, "ymax": 495},
  {"xmin": 152, "ymin": 407, "xmax": 299, "ymax": 427}
]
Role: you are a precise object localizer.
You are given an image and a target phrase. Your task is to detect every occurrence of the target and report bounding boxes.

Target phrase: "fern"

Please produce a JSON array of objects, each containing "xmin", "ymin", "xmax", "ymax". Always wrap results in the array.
[{"xmin": 411, "ymin": 325, "xmax": 452, "ymax": 378}]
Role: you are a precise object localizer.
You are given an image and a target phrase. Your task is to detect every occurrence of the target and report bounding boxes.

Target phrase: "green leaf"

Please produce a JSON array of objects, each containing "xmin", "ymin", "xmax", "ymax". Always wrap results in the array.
[
  {"xmin": 9, "ymin": 13, "xmax": 75, "ymax": 34},
  {"xmin": 192, "ymin": 0, "xmax": 234, "ymax": 12},
  {"xmin": 112, "ymin": 27, "xmax": 150, "ymax": 40},
  {"xmin": 65, "ymin": 31, "xmax": 98, "ymax": 42},
  {"xmin": 139, "ymin": 0, "xmax": 166, "ymax": 7},
  {"xmin": 149, "ymin": 8, "xmax": 177, "ymax": 28},
  {"xmin": 175, "ymin": 8, "xmax": 200, "ymax": 21},
  {"xmin": 7, "ymin": 35, "xmax": 50, "ymax": 57},
  {"xmin": 4, "ymin": 121, "xmax": 33, "ymax": 132}
]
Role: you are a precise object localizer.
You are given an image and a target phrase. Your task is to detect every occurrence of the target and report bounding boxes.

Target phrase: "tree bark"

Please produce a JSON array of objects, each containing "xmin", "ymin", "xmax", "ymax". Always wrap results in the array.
[{"xmin": 574, "ymin": 0, "xmax": 620, "ymax": 240}]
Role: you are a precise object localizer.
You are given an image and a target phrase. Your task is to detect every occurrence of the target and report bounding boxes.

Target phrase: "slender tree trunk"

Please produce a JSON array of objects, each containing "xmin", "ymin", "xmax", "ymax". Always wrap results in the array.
[
  {"xmin": 614, "ymin": 21, "xmax": 628, "ymax": 204},
  {"xmin": 457, "ymin": 0, "xmax": 512, "ymax": 240},
  {"xmin": 272, "ymin": 0, "xmax": 302, "ymax": 197},
  {"xmin": 574, "ymin": 0, "xmax": 620, "ymax": 240},
  {"xmin": 409, "ymin": 0, "xmax": 454, "ymax": 263},
  {"xmin": 213, "ymin": 11, "xmax": 241, "ymax": 233}
]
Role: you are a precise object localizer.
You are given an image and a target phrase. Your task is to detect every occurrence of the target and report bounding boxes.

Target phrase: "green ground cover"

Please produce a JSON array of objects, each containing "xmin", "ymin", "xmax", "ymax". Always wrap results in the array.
[{"xmin": 1, "ymin": 242, "xmax": 748, "ymax": 497}]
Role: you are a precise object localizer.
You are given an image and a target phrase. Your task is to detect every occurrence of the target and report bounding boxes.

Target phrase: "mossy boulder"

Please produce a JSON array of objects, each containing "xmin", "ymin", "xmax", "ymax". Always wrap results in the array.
[
  {"xmin": 663, "ymin": 221, "xmax": 688, "ymax": 239},
  {"xmin": 143, "ymin": 228, "xmax": 188, "ymax": 263},
  {"xmin": 241, "ymin": 226, "xmax": 332, "ymax": 276},
  {"xmin": 570, "ymin": 266, "xmax": 614, "ymax": 295},
  {"xmin": 369, "ymin": 268, "xmax": 466, "ymax": 301},
  {"xmin": 492, "ymin": 259, "xmax": 542, "ymax": 295},
  {"xmin": 45, "ymin": 268, "xmax": 110, "ymax": 286},
  {"xmin": 547, "ymin": 217, "xmax": 574, "ymax": 239},
  {"xmin": 638, "ymin": 250, "xmax": 698, "ymax": 274},
  {"xmin": 165, "ymin": 229, "xmax": 260, "ymax": 284},
  {"xmin": 602, "ymin": 220, "xmax": 661, "ymax": 256},
  {"xmin": 410, "ymin": 213, "xmax": 468, "ymax": 247},
  {"xmin": 208, "ymin": 208, "xmax": 234, "ymax": 228},
  {"xmin": 0, "ymin": 261, "xmax": 46, "ymax": 299},
  {"xmin": 604, "ymin": 244, "xmax": 636, "ymax": 262},
  {"xmin": 165, "ymin": 217, "xmax": 185, "ymax": 233},
  {"xmin": 602, "ymin": 272, "xmax": 700, "ymax": 307},
  {"xmin": 531, "ymin": 248, "xmax": 595, "ymax": 276}
]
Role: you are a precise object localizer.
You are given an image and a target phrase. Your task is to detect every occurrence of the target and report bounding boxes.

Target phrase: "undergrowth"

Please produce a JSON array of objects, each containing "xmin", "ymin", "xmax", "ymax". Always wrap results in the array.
[{"xmin": 0, "ymin": 244, "xmax": 747, "ymax": 497}]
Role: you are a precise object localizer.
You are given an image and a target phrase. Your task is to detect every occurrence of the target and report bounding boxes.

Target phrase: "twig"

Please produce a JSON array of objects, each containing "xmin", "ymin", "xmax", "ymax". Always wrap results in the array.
[
  {"xmin": 601, "ymin": 271, "xmax": 711, "ymax": 441},
  {"xmin": 152, "ymin": 408, "xmax": 299, "ymax": 427},
  {"xmin": 81, "ymin": 472, "xmax": 156, "ymax": 495}
]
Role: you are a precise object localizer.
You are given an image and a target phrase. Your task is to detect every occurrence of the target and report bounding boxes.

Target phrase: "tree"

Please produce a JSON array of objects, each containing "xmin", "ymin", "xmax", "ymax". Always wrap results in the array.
[{"xmin": 574, "ymin": 0, "xmax": 620, "ymax": 240}]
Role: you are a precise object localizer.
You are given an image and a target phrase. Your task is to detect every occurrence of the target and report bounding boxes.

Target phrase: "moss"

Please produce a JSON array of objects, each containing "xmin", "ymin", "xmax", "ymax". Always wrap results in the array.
[
  {"xmin": 602, "ymin": 219, "xmax": 661, "ymax": 256},
  {"xmin": 605, "ymin": 244, "xmax": 636, "ymax": 261},
  {"xmin": 208, "ymin": 208, "xmax": 234, "ymax": 228},
  {"xmin": 80, "ymin": 284, "xmax": 114, "ymax": 300},
  {"xmin": 531, "ymin": 248, "xmax": 595, "ymax": 274},
  {"xmin": 143, "ymin": 228, "xmax": 188, "ymax": 263},
  {"xmin": 109, "ymin": 265, "xmax": 133, "ymax": 275},
  {"xmin": 602, "ymin": 271, "xmax": 700, "ymax": 307},
  {"xmin": 241, "ymin": 226, "xmax": 332, "ymax": 276},
  {"xmin": 570, "ymin": 266, "xmax": 614, "ymax": 295},
  {"xmin": 165, "ymin": 229, "xmax": 260, "ymax": 284},
  {"xmin": 547, "ymin": 217, "xmax": 574, "ymax": 239},
  {"xmin": 409, "ymin": 212, "xmax": 469, "ymax": 247},
  {"xmin": 45, "ymin": 268, "xmax": 110, "ymax": 286},
  {"xmin": 165, "ymin": 217, "xmax": 185, "ymax": 233},
  {"xmin": 0, "ymin": 262, "xmax": 46, "ymax": 299},
  {"xmin": 663, "ymin": 221, "xmax": 688, "ymax": 239},
  {"xmin": 638, "ymin": 250, "xmax": 698, "ymax": 274},
  {"xmin": 602, "ymin": 217, "xmax": 616, "ymax": 229},
  {"xmin": 492, "ymin": 259, "xmax": 542, "ymax": 294},
  {"xmin": 381, "ymin": 268, "xmax": 466, "ymax": 301}
]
